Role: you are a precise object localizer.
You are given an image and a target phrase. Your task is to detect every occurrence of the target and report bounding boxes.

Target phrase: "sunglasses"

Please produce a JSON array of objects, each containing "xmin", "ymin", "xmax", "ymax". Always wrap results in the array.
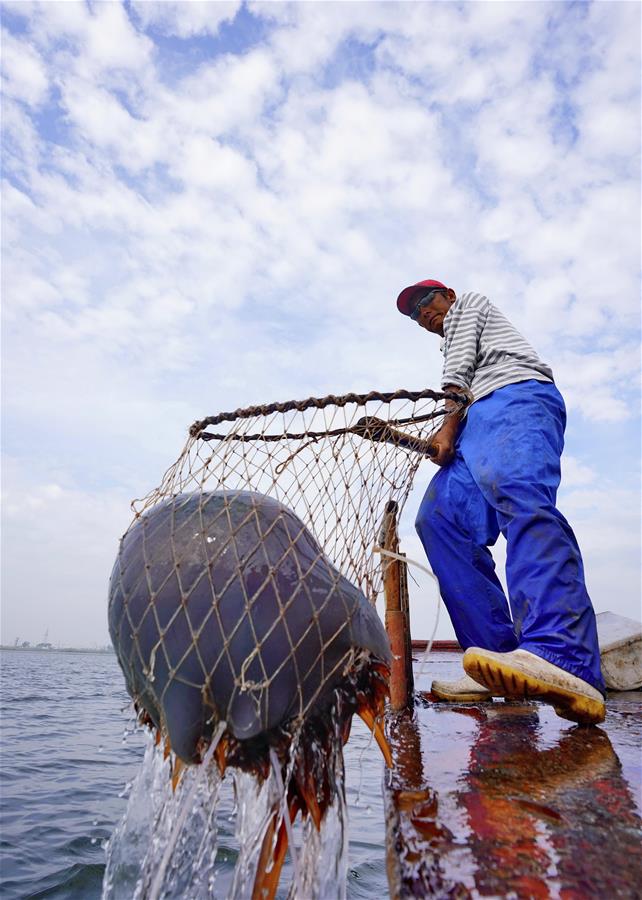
[{"xmin": 409, "ymin": 288, "xmax": 445, "ymax": 321}]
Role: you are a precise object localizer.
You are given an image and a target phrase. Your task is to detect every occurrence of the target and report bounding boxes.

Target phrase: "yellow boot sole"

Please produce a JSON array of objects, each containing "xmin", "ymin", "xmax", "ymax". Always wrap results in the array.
[
  {"xmin": 463, "ymin": 649, "xmax": 606, "ymax": 725},
  {"xmin": 432, "ymin": 688, "xmax": 492, "ymax": 703}
]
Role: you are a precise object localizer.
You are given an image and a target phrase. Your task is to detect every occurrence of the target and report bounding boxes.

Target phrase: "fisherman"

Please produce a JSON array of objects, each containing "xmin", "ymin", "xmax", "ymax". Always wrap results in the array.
[{"xmin": 396, "ymin": 279, "xmax": 606, "ymax": 724}]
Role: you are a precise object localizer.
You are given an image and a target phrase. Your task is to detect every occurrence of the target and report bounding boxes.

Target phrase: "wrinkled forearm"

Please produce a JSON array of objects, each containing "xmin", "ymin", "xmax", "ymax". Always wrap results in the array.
[
  {"xmin": 428, "ymin": 386, "xmax": 471, "ymax": 465},
  {"xmin": 440, "ymin": 384, "xmax": 470, "ymax": 434}
]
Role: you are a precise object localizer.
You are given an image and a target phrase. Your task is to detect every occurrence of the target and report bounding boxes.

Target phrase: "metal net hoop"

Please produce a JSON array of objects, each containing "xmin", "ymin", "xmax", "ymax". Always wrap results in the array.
[{"xmin": 131, "ymin": 388, "xmax": 464, "ymax": 605}]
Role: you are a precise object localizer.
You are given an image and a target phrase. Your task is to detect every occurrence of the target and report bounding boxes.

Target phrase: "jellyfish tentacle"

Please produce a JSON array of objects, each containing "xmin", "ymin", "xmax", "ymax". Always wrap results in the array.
[
  {"xmin": 252, "ymin": 797, "xmax": 300, "ymax": 900},
  {"xmin": 357, "ymin": 705, "xmax": 393, "ymax": 768}
]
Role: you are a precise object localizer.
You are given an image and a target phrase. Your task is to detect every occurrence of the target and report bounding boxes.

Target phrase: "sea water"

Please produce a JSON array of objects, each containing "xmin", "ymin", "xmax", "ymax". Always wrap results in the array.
[{"xmin": 0, "ymin": 650, "xmax": 386, "ymax": 899}]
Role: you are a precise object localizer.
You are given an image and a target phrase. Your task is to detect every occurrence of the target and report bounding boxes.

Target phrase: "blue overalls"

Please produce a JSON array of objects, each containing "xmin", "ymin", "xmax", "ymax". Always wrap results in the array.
[{"xmin": 415, "ymin": 379, "xmax": 605, "ymax": 694}]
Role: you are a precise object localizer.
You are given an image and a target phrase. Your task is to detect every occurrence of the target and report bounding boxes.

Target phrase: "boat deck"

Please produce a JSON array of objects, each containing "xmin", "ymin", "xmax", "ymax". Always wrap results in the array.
[{"xmin": 383, "ymin": 651, "xmax": 642, "ymax": 898}]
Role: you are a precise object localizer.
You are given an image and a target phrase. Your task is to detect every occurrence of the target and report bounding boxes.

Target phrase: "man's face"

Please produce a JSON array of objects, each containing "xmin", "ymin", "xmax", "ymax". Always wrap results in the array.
[{"xmin": 411, "ymin": 289, "xmax": 456, "ymax": 336}]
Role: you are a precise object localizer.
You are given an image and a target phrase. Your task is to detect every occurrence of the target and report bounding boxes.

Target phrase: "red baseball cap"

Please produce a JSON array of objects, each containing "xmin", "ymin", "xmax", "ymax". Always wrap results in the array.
[{"xmin": 396, "ymin": 279, "xmax": 449, "ymax": 316}]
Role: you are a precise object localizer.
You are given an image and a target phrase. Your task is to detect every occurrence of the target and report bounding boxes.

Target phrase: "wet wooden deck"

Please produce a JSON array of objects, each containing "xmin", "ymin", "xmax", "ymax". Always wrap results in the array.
[{"xmin": 383, "ymin": 652, "xmax": 642, "ymax": 898}]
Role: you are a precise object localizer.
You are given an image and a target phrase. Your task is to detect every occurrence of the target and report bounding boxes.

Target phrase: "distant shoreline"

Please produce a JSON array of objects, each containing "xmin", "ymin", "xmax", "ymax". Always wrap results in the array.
[
  {"xmin": 0, "ymin": 645, "xmax": 115, "ymax": 654},
  {"xmin": 2, "ymin": 642, "xmax": 461, "ymax": 654}
]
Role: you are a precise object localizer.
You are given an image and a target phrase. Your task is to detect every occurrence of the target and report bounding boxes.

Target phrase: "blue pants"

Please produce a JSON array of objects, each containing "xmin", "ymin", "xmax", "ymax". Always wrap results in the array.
[{"xmin": 416, "ymin": 380, "xmax": 605, "ymax": 693}]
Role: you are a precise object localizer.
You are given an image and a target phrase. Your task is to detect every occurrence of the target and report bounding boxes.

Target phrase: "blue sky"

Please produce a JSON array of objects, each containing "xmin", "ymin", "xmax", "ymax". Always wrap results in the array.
[{"xmin": 1, "ymin": 0, "xmax": 640, "ymax": 646}]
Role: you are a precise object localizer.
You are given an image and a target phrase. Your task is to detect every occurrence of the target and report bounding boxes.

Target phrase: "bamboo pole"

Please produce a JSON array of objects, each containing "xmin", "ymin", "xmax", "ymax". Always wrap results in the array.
[
  {"xmin": 399, "ymin": 554, "xmax": 414, "ymax": 698},
  {"xmin": 379, "ymin": 501, "xmax": 413, "ymax": 710}
]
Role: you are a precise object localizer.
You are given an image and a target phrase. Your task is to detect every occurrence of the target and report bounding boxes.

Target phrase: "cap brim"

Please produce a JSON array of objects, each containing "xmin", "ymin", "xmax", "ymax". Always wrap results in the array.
[{"xmin": 396, "ymin": 286, "xmax": 424, "ymax": 316}]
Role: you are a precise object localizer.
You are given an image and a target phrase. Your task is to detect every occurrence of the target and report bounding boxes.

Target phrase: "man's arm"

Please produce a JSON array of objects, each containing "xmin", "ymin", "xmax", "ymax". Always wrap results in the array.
[{"xmin": 429, "ymin": 386, "xmax": 470, "ymax": 466}]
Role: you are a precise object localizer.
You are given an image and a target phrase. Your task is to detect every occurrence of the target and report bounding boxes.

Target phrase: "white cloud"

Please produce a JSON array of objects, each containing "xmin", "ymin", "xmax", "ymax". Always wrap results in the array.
[
  {"xmin": 559, "ymin": 484, "xmax": 641, "ymax": 624},
  {"xmin": 573, "ymin": 3, "xmax": 641, "ymax": 161},
  {"xmin": 83, "ymin": 1, "xmax": 153, "ymax": 72},
  {"xmin": 22, "ymin": 0, "xmax": 154, "ymax": 74},
  {"xmin": 560, "ymin": 455, "xmax": 598, "ymax": 489},
  {"xmin": 1, "ymin": 460, "xmax": 133, "ymax": 647},
  {"xmin": 1, "ymin": 27, "xmax": 49, "ymax": 107},
  {"xmin": 130, "ymin": 1, "xmax": 240, "ymax": 38},
  {"xmin": 554, "ymin": 345, "xmax": 639, "ymax": 422}
]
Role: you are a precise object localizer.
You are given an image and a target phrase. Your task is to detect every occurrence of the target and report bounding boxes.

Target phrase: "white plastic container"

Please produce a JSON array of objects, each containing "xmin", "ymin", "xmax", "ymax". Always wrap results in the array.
[{"xmin": 596, "ymin": 611, "xmax": 642, "ymax": 691}]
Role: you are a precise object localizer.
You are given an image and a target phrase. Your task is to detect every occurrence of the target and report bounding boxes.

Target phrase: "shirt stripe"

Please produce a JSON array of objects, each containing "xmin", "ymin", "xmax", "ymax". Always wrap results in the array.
[{"xmin": 441, "ymin": 292, "xmax": 553, "ymax": 402}]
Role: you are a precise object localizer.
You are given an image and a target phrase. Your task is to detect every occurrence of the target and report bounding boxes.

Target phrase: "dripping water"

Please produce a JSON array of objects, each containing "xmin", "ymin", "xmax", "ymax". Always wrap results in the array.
[
  {"xmin": 101, "ymin": 729, "xmax": 351, "ymax": 899},
  {"xmin": 102, "ymin": 735, "xmax": 222, "ymax": 900},
  {"xmin": 288, "ymin": 737, "xmax": 348, "ymax": 900}
]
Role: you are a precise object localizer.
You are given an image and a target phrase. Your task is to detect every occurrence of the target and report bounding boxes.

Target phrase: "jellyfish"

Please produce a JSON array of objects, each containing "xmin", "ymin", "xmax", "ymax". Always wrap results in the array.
[{"xmin": 108, "ymin": 490, "xmax": 391, "ymax": 898}]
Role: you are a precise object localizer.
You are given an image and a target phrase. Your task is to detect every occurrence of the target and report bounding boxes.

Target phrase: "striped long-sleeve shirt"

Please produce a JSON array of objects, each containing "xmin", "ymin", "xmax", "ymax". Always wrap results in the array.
[{"xmin": 441, "ymin": 292, "xmax": 554, "ymax": 403}]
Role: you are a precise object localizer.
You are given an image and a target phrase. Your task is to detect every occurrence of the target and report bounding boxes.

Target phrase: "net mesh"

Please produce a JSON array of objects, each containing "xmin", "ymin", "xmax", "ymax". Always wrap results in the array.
[
  {"xmin": 109, "ymin": 388, "xmax": 465, "ymax": 758},
  {"xmin": 132, "ymin": 388, "xmax": 462, "ymax": 602}
]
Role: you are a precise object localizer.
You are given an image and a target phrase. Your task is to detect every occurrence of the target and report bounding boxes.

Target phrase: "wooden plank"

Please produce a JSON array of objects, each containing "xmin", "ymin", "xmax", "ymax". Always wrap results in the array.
[{"xmin": 412, "ymin": 639, "xmax": 461, "ymax": 652}]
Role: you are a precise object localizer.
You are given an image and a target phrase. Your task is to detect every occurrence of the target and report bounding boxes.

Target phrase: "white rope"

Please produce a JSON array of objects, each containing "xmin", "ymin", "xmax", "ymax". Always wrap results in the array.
[
  {"xmin": 269, "ymin": 747, "xmax": 304, "ymax": 897},
  {"xmin": 148, "ymin": 720, "xmax": 227, "ymax": 900},
  {"xmin": 372, "ymin": 546, "xmax": 442, "ymax": 684}
]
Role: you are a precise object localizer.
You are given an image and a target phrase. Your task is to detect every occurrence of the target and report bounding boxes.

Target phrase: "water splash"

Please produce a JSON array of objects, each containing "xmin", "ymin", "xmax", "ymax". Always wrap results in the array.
[
  {"xmin": 102, "ymin": 734, "xmax": 222, "ymax": 899},
  {"xmin": 102, "ymin": 727, "xmax": 351, "ymax": 899},
  {"xmin": 289, "ymin": 744, "xmax": 348, "ymax": 900},
  {"xmin": 229, "ymin": 738, "xmax": 348, "ymax": 899},
  {"xmin": 229, "ymin": 769, "xmax": 276, "ymax": 898}
]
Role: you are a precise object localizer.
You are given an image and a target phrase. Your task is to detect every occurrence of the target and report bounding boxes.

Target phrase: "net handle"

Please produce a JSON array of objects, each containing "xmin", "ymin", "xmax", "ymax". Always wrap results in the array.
[
  {"xmin": 354, "ymin": 417, "xmax": 437, "ymax": 456},
  {"xmin": 189, "ymin": 388, "xmax": 468, "ymax": 436}
]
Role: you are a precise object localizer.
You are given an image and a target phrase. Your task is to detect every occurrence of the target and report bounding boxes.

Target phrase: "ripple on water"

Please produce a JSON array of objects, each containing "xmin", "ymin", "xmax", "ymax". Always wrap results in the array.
[{"xmin": 22, "ymin": 862, "xmax": 106, "ymax": 899}]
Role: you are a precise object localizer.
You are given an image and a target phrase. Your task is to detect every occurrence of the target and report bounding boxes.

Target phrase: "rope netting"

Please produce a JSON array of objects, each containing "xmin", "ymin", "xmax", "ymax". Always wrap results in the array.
[
  {"xmin": 109, "ymin": 388, "xmax": 467, "ymax": 765},
  {"xmin": 130, "ymin": 388, "xmax": 465, "ymax": 604}
]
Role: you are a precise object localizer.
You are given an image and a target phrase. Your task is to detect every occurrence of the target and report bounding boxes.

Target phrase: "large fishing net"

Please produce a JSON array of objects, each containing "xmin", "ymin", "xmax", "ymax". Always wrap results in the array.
[
  {"xmin": 111, "ymin": 387, "xmax": 467, "ymax": 746},
  {"xmin": 110, "ymin": 389, "xmax": 467, "ymax": 751},
  {"xmin": 110, "ymin": 388, "xmax": 467, "ymax": 748},
  {"xmin": 133, "ymin": 388, "xmax": 464, "ymax": 601}
]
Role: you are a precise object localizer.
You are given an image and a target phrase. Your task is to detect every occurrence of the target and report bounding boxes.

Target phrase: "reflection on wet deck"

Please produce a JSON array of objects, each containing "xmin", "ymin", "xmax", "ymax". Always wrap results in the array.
[{"xmin": 384, "ymin": 652, "xmax": 642, "ymax": 898}]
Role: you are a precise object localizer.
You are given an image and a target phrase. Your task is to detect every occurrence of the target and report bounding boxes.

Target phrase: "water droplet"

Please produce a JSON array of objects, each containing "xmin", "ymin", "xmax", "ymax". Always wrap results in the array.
[{"xmin": 118, "ymin": 779, "xmax": 133, "ymax": 798}]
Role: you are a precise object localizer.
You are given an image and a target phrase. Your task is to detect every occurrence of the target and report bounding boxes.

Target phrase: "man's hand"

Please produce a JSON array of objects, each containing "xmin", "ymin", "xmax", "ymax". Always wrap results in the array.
[{"xmin": 428, "ymin": 433, "xmax": 456, "ymax": 466}]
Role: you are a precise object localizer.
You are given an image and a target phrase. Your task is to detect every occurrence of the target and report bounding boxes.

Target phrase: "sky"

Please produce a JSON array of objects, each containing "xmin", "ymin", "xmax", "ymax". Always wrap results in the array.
[{"xmin": 1, "ymin": 0, "xmax": 640, "ymax": 648}]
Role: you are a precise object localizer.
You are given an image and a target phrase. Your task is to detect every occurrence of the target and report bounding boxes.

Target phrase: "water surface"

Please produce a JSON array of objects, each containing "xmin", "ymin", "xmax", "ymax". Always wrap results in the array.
[{"xmin": 0, "ymin": 649, "xmax": 387, "ymax": 899}]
